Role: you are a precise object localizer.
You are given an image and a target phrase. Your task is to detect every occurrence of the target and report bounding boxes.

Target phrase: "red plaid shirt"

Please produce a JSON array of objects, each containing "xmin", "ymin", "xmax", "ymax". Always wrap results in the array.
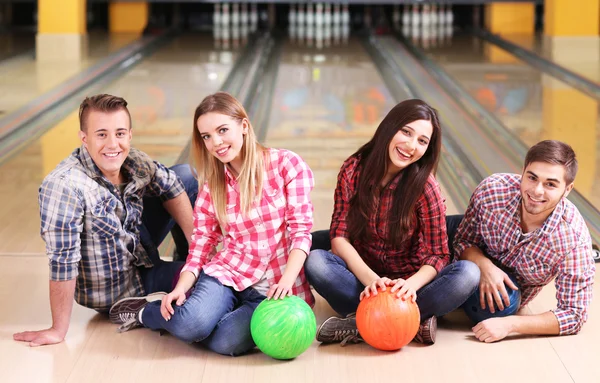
[
  {"xmin": 182, "ymin": 148, "xmax": 315, "ymax": 306},
  {"xmin": 455, "ymin": 173, "xmax": 595, "ymax": 335},
  {"xmin": 330, "ymin": 155, "xmax": 450, "ymax": 280}
]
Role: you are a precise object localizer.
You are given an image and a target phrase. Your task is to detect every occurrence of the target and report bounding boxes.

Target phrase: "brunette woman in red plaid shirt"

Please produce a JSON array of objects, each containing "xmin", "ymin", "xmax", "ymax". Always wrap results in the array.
[
  {"xmin": 306, "ymin": 99, "xmax": 480, "ymax": 346},
  {"xmin": 110, "ymin": 92, "xmax": 315, "ymax": 356}
]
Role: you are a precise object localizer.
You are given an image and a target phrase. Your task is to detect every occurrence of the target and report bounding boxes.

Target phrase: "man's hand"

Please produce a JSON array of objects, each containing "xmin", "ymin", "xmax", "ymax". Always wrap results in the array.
[
  {"xmin": 13, "ymin": 327, "xmax": 65, "ymax": 347},
  {"xmin": 479, "ymin": 263, "xmax": 518, "ymax": 313},
  {"xmin": 472, "ymin": 317, "xmax": 513, "ymax": 343}
]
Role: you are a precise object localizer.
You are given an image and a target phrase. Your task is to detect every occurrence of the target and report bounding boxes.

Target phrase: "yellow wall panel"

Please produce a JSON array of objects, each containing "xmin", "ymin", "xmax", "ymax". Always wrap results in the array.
[
  {"xmin": 109, "ymin": 2, "xmax": 148, "ymax": 34},
  {"xmin": 545, "ymin": 0, "xmax": 599, "ymax": 36},
  {"xmin": 485, "ymin": 3, "xmax": 535, "ymax": 35},
  {"xmin": 38, "ymin": 0, "xmax": 86, "ymax": 34}
]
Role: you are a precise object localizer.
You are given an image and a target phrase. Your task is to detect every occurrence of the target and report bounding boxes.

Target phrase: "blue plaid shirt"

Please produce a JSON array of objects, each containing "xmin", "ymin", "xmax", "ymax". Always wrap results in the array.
[{"xmin": 39, "ymin": 146, "xmax": 184, "ymax": 312}]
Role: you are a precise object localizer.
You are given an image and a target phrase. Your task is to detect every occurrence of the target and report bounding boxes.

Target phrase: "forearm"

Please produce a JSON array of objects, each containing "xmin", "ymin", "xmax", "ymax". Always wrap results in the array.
[
  {"xmin": 507, "ymin": 311, "xmax": 560, "ymax": 336},
  {"xmin": 163, "ymin": 192, "xmax": 195, "ymax": 243},
  {"xmin": 331, "ymin": 237, "xmax": 379, "ymax": 286},
  {"xmin": 174, "ymin": 271, "xmax": 198, "ymax": 293},
  {"xmin": 460, "ymin": 246, "xmax": 494, "ymax": 269},
  {"xmin": 406, "ymin": 265, "xmax": 437, "ymax": 290},
  {"xmin": 49, "ymin": 279, "xmax": 76, "ymax": 336},
  {"xmin": 281, "ymin": 249, "xmax": 307, "ymax": 282}
]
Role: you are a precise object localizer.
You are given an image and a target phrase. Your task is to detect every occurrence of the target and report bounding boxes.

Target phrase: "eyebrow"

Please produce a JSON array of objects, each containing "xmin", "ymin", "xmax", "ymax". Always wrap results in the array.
[
  {"xmin": 199, "ymin": 123, "xmax": 228, "ymax": 135},
  {"xmin": 404, "ymin": 124, "xmax": 431, "ymax": 141},
  {"xmin": 94, "ymin": 128, "xmax": 128, "ymax": 133},
  {"xmin": 526, "ymin": 170, "xmax": 561, "ymax": 183}
]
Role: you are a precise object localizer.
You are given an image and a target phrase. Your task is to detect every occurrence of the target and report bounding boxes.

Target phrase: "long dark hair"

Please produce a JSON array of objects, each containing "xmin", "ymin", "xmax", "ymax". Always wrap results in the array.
[{"xmin": 347, "ymin": 99, "xmax": 442, "ymax": 247}]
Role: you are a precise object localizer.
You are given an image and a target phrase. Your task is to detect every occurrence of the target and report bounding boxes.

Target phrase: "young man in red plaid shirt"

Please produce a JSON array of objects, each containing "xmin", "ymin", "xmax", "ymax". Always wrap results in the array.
[{"xmin": 452, "ymin": 140, "xmax": 595, "ymax": 342}]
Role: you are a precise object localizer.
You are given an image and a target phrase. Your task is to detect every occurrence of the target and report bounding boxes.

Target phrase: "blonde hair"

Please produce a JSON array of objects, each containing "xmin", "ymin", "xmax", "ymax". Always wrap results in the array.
[{"xmin": 191, "ymin": 92, "xmax": 266, "ymax": 225}]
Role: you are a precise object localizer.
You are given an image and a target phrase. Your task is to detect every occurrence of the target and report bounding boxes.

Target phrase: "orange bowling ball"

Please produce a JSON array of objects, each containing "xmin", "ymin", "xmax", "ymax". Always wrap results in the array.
[{"xmin": 356, "ymin": 288, "xmax": 420, "ymax": 351}]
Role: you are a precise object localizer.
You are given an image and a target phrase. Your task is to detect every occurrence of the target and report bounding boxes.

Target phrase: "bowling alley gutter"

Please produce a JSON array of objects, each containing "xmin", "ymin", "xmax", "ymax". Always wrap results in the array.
[
  {"xmin": 0, "ymin": 29, "xmax": 178, "ymax": 165},
  {"xmin": 472, "ymin": 28, "xmax": 600, "ymax": 101}
]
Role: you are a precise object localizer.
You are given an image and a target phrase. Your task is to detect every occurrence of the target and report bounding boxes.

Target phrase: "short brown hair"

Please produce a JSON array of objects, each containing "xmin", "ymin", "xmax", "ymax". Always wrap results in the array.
[
  {"xmin": 78, "ymin": 94, "xmax": 131, "ymax": 131},
  {"xmin": 524, "ymin": 140, "xmax": 578, "ymax": 184}
]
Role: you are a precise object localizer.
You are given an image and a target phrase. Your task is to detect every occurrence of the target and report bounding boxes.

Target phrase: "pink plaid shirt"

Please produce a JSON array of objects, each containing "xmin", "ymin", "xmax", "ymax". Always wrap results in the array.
[
  {"xmin": 455, "ymin": 173, "xmax": 595, "ymax": 335},
  {"xmin": 182, "ymin": 148, "xmax": 315, "ymax": 306}
]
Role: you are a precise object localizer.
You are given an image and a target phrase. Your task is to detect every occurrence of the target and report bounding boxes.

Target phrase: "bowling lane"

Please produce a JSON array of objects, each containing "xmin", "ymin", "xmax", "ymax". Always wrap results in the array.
[
  {"xmin": 422, "ymin": 33, "xmax": 600, "ymax": 210},
  {"xmin": 501, "ymin": 33, "xmax": 600, "ymax": 83},
  {"xmin": 263, "ymin": 36, "xmax": 457, "ymax": 232},
  {"xmin": 0, "ymin": 33, "xmax": 240, "ymax": 255},
  {"xmin": 0, "ymin": 31, "xmax": 140, "ymax": 117}
]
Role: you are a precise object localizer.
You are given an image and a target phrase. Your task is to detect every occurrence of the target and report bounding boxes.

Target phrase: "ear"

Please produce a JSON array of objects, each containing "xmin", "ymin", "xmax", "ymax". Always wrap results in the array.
[
  {"xmin": 78, "ymin": 130, "xmax": 87, "ymax": 147},
  {"xmin": 128, "ymin": 128, "xmax": 133, "ymax": 140},
  {"xmin": 563, "ymin": 182, "xmax": 574, "ymax": 198},
  {"xmin": 242, "ymin": 118, "xmax": 249, "ymax": 135}
]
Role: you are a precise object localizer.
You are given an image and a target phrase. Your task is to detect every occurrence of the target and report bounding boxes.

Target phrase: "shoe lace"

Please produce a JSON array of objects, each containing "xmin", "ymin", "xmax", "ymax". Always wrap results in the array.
[
  {"xmin": 334, "ymin": 329, "xmax": 362, "ymax": 347},
  {"xmin": 117, "ymin": 317, "xmax": 140, "ymax": 333},
  {"xmin": 118, "ymin": 312, "xmax": 137, "ymax": 323}
]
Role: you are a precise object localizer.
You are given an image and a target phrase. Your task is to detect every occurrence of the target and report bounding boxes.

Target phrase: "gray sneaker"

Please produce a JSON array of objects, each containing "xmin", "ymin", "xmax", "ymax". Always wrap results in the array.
[
  {"xmin": 109, "ymin": 292, "xmax": 166, "ymax": 333},
  {"xmin": 316, "ymin": 313, "xmax": 363, "ymax": 346}
]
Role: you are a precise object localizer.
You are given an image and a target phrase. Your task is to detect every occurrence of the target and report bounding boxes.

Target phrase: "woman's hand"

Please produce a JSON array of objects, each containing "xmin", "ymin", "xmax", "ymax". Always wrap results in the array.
[
  {"xmin": 160, "ymin": 288, "xmax": 187, "ymax": 321},
  {"xmin": 389, "ymin": 278, "xmax": 418, "ymax": 303},
  {"xmin": 360, "ymin": 277, "xmax": 393, "ymax": 300}
]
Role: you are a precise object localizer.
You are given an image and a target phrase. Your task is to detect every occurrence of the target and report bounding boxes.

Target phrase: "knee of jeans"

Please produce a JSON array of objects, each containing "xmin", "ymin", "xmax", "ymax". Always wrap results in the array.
[
  {"xmin": 208, "ymin": 338, "xmax": 255, "ymax": 357},
  {"xmin": 305, "ymin": 250, "xmax": 332, "ymax": 285},
  {"xmin": 454, "ymin": 260, "xmax": 481, "ymax": 296},
  {"xmin": 168, "ymin": 309, "xmax": 214, "ymax": 343}
]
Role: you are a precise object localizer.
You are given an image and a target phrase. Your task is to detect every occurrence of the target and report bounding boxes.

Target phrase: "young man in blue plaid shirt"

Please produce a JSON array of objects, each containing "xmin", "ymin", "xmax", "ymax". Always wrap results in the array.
[{"xmin": 13, "ymin": 94, "xmax": 197, "ymax": 347}]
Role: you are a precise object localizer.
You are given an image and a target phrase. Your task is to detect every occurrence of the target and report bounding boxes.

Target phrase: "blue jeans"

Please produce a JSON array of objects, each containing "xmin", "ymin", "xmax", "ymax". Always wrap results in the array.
[
  {"xmin": 444, "ymin": 214, "xmax": 522, "ymax": 323},
  {"xmin": 305, "ymin": 249, "xmax": 480, "ymax": 320},
  {"xmin": 141, "ymin": 272, "xmax": 266, "ymax": 356},
  {"xmin": 138, "ymin": 164, "xmax": 198, "ymax": 294}
]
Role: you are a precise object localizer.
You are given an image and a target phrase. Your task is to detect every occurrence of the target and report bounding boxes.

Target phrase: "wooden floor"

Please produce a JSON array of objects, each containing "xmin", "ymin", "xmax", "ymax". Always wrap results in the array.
[{"xmin": 3, "ymin": 253, "xmax": 599, "ymax": 383}]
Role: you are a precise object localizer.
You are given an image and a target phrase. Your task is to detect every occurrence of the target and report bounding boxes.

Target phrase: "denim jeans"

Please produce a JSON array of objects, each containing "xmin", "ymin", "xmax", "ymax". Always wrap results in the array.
[
  {"xmin": 142, "ymin": 272, "xmax": 266, "ymax": 356},
  {"xmin": 305, "ymin": 249, "xmax": 480, "ymax": 320},
  {"xmin": 138, "ymin": 164, "xmax": 198, "ymax": 293},
  {"xmin": 444, "ymin": 214, "xmax": 522, "ymax": 323}
]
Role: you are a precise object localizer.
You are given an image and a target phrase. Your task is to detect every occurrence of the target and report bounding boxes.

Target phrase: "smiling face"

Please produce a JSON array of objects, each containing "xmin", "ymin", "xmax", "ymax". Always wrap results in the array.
[
  {"xmin": 386, "ymin": 119, "xmax": 433, "ymax": 178},
  {"xmin": 520, "ymin": 161, "xmax": 573, "ymax": 223},
  {"xmin": 78, "ymin": 109, "xmax": 132, "ymax": 185},
  {"xmin": 196, "ymin": 112, "xmax": 248, "ymax": 175}
]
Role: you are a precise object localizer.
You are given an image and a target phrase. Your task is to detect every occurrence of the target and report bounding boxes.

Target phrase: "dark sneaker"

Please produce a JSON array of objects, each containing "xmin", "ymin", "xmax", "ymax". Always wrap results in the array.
[
  {"xmin": 413, "ymin": 316, "xmax": 437, "ymax": 345},
  {"xmin": 316, "ymin": 313, "xmax": 363, "ymax": 346},
  {"xmin": 109, "ymin": 292, "xmax": 166, "ymax": 332}
]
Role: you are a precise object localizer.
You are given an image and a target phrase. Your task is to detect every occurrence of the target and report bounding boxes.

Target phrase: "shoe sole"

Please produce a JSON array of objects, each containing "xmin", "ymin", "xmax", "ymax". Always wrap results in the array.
[
  {"xmin": 108, "ymin": 292, "xmax": 167, "ymax": 324},
  {"xmin": 423, "ymin": 316, "xmax": 437, "ymax": 344}
]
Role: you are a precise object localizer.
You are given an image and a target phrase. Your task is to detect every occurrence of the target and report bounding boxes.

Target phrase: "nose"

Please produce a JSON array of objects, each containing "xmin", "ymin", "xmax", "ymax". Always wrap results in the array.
[
  {"xmin": 212, "ymin": 136, "xmax": 222, "ymax": 147},
  {"xmin": 533, "ymin": 182, "xmax": 544, "ymax": 196},
  {"xmin": 405, "ymin": 138, "xmax": 417, "ymax": 152},
  {"xmin": 107, "ymin": 134, "xmax": 118, "ymax": 148}
]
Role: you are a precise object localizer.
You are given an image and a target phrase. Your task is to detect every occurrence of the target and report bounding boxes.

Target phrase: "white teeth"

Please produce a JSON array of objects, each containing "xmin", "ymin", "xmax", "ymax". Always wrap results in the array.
[
  {"xmin": 217, "ymin": 147, "xmax": 228, "ymax": 155},
  {"xmin": 396, "ymin": 148, "xmax": 411, "ymax": 159},
  {"xmin": 105, "ymin": 153, "xmax": 119, "ymax": 157}
]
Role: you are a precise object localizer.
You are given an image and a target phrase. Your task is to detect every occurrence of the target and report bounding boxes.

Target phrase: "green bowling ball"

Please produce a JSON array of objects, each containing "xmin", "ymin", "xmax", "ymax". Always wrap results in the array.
[{"xmin": 250, "ymin": 295, "xmax": 317, "ymax": 360}]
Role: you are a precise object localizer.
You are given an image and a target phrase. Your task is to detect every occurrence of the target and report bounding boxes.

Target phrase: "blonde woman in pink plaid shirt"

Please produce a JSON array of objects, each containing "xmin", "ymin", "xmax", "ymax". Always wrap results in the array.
[{"xmin": 110, "ymin": 92, "xmax": 315, "ymax": 356}]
